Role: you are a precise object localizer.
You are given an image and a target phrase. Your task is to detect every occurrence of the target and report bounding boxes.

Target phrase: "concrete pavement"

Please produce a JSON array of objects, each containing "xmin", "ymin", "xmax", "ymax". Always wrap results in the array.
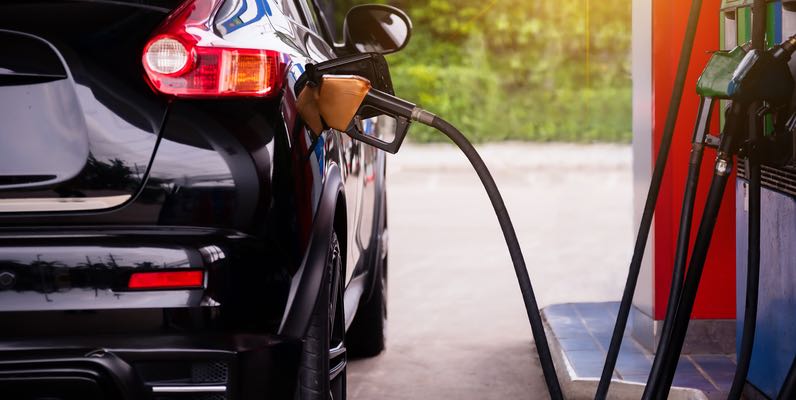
[{"xmin": 348, "ymin": 143, "xmax": 634, "ymax": 400}]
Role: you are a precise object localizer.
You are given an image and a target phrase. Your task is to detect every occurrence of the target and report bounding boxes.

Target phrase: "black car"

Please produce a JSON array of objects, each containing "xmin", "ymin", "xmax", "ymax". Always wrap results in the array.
[{"xmin": 0, "ymin": 1, "xmax": 411, "ymax": 399}]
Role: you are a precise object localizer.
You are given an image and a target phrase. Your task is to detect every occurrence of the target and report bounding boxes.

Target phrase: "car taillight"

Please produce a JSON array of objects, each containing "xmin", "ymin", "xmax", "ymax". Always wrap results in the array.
[
  {"xmin": 142, "ymin": 0, "xmax": 285, "ymax": 98},
  {"xmin": 128, "ymin": 270, "xmax": 205, "ymax": 290}
]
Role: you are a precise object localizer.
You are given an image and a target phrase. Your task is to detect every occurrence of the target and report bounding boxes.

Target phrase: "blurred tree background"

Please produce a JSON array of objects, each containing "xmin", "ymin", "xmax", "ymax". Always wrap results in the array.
[{"xmin": 332, "ymin": 0, "xmax": 631, "ymax": 142}]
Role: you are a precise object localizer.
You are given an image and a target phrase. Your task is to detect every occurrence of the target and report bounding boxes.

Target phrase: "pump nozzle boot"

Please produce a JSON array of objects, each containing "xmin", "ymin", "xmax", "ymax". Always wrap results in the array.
[{"xmin": 771, "ymin": 34, "xmax": 796, "ymax": 61}]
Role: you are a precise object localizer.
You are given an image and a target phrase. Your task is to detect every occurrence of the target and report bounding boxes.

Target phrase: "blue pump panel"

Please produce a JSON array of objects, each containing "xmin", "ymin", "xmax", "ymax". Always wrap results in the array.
[{"xmin": 736, "ymin": 179, "xmax": 796, "ymax": 398}]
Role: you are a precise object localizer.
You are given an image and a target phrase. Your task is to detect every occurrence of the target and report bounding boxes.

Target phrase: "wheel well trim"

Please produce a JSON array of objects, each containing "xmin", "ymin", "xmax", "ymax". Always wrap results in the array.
[{"xmin": 279, "ymin": 163, "xmax": 345, "ymax": 339}]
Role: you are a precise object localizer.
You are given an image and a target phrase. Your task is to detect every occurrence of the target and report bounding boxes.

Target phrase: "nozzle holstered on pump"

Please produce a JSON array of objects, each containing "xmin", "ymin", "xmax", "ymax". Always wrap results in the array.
[{"xmin": 697, "ymin": 34, "xmax": 796, "ymax": 105}]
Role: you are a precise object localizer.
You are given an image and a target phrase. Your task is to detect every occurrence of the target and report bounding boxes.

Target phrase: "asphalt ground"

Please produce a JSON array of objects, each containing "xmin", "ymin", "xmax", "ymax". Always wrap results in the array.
[{"xmin": 347, "ymin": 143, "xmax": 634, "ymax": 400}]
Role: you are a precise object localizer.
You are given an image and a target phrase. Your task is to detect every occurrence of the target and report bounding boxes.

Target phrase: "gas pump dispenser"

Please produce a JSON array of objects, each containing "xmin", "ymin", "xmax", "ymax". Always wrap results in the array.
[
  {"xmin": 643, "ymin": 31, "xmax": 796, "ymax": 400},
  {"xmin": 723, "ymin": 1, "xmax": 796, "ymax": 398}
]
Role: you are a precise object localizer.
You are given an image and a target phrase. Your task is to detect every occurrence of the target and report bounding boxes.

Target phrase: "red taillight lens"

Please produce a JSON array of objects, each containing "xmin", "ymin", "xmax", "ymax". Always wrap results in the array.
[
  {"xmin": 142, "ymin": 0, "xmax": 285, "ymax": 98},
  {"xmin": 128, "ymin": 270, "xmax": 204, "ymax": 290}
]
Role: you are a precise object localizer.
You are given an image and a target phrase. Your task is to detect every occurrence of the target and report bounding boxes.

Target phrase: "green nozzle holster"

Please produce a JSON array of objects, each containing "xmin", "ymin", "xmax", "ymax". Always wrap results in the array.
[{"xmin": 696, "ymin": 45, "xmax": 748, "ymax": 98}]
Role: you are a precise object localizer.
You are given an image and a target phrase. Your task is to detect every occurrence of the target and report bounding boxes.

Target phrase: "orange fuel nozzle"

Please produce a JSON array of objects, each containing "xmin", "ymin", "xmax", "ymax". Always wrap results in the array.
[
  {"xmin": 296, "ymin": 75, "xmax": 373, "ymax": 135},
  {"xmin": 295, "ymin": 70, "xmax": 421, "ymax": 154}
]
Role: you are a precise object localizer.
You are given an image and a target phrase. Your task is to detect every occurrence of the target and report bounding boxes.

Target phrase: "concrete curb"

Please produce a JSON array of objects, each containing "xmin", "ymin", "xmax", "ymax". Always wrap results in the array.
[{"xmin": 542, "ymin": 311, "xmax": 709, "ymax": 400}]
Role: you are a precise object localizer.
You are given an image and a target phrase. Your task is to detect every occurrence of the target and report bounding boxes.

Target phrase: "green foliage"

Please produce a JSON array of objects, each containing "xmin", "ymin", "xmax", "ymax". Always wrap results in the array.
[{"xmin": 340, "ymin": 0, "xmax": 632, "ymax": 142}]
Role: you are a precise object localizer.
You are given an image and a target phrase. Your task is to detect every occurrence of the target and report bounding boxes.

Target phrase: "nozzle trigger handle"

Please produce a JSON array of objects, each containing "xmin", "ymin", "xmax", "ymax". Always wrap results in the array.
[{"xmin": 345, "ymin": 89, "xmax": 416, "ymax": 154}]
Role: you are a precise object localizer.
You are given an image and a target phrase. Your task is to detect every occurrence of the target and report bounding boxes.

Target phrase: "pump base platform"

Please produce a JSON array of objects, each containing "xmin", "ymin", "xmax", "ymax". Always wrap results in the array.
[{"xmin": 542, "ymin": 302, "xmax": 736, "ymax": 400}]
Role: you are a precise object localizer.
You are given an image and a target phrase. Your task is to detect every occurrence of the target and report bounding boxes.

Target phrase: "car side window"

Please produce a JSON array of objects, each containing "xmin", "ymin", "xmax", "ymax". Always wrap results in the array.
[
  {"xmin": 311, "ymin": 0, "xmax": 337, "ymax": 41},
  {"xmin": 295, "ymin": 0, "xmax": 335, "ymax": 44},
  {"xmin": 294, "ymin": 0, "xmax": 321, "ymax": 33}
]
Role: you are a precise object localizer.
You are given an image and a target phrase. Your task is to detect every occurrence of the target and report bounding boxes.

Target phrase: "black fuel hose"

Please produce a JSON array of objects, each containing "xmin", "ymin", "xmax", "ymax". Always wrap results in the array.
[
  {"xmin": 645, "ymin": 102, "xmax": 744, "ymax": 399},
  {"xmin": 648, "ymin": 100, "xmax": 710, "ymax": 399},
  {"xmin": 727, "ymin": 2, "xmax": 766, "ymax": 397},
  {"xmin": 408, "ymin": 111, "xmax": 564, "ymax": 400},
  {"xmin": 727, "ymin": 154, "xmax": 761, "ymax": 400},
  {"xmin": 777, "ymin": 356, "xmax": 796, "ymax": 399},
  {"xmin": 594, "ymin": 0, "xmax": 704, "ymax": 398}
]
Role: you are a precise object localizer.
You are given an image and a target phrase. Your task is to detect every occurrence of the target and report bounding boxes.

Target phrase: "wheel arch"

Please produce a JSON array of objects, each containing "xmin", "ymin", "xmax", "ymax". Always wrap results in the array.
[{"xmin": 279, "ymin": 163, "xmax": 346, "ymax": 339}]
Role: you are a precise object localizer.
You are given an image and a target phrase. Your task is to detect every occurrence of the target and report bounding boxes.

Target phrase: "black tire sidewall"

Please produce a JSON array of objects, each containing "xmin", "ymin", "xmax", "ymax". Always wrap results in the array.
[{"xmin": 299, "ymin": 233, "xmax": 346, "ymax": 400}]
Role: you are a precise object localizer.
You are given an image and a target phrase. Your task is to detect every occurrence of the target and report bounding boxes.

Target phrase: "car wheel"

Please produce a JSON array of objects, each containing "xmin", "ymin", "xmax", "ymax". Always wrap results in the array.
[
  {"xmin": 346, "ymin": 219, "xmax": 388, "ymax": 358},
  {"xmin": 300, "ymin": 233, "xmax": 346, "ymax": 400}
]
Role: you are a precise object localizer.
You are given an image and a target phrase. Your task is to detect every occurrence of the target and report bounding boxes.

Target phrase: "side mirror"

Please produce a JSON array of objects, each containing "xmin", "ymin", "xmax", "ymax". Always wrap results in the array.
[{"xmin": 343, "ymin": 5, "xmax": 412, "ymax": 55}]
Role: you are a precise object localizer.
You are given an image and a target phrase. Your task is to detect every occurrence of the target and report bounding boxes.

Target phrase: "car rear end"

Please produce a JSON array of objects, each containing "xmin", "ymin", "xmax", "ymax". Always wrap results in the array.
[
  {"xmin": 0, "ymin": 1, "xmax": 302, "ymax": 398},
  {"xmin": 0, "ymin": 227, "xmax": 300, "ymax": 399}
]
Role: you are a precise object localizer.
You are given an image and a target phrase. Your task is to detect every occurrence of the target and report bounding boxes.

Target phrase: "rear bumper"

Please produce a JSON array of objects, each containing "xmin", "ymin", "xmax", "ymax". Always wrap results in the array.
[
  {"xmin": 0, "ymin": 333, "xmax": 301, "ymax": 399},
  {"xmin": 0, "ymin": 226, "xmax": 300, "ymax": 398},
  {"xmin": 0, "ymin": 226, "xmax": 288, "ymax": 313}
]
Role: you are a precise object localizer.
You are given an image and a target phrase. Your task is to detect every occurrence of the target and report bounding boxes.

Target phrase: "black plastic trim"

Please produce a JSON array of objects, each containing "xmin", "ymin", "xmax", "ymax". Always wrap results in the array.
[
  {"xmin": 279, "ymin": 164, "xmax": 344, "ymax": 339},
  {"xmin": 0, "ymin": 352, "xmax": 147, "ymax": 400}
]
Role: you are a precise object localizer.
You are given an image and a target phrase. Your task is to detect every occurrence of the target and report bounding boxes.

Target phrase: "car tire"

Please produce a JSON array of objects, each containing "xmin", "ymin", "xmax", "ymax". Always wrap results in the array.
[
  {"xmin": 346, "ymin": 233, "xmax": 387, "ymax": 358},
  {"xmin": 299, "ymin": 233, "xmax": 346, "ymax": 400}
]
